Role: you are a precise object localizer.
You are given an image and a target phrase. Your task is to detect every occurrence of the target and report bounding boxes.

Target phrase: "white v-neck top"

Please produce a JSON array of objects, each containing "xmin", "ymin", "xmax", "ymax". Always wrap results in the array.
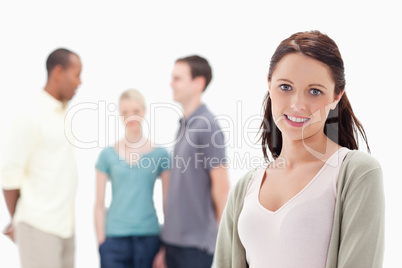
[{"xmin": 238, "ymin": 148, "xmax": 350, "ymax": 268}]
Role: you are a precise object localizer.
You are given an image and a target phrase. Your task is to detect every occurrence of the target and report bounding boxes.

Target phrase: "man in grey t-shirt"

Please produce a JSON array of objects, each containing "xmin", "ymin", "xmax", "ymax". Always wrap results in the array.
[{"xmin": 154, "ymin": 55, "xmax": 230, "ymax": 268}]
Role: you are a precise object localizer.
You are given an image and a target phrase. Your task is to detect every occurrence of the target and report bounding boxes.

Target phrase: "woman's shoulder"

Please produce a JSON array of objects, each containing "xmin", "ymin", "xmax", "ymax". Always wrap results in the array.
[
  {"xmin": 149, "ymin": 145, "xmax": 170, "ymax": 156},
  {"xmin": 343, "ymin": 150, "xmax": 381, "ymax": 172},
  {"xmin": 339, "ymin": 150, "xmax": 383, "ymax": 190},
  {"xmin": 97, "ymin": 146, "xmax": 117, "ymax": 160},
  {"xmin": 99, "ymin": 146, "xmax": 115, "ymax": 154},
  {"xmin": 231, "ymin": 167, "xmax": 263, "ymax": 197}
]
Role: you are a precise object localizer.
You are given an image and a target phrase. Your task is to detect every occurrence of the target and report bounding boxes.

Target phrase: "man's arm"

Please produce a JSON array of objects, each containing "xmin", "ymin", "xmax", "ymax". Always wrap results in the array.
[
  {"xmin": 2, "ymin": 189, "xmax": 20, "ymax": 241},
  {"xmin": 1, "ymin": 115, "xmax": 38, "ymax": 241},
  {"xmin": 160, "ymin": 170, "xmax": 170, "ymax": 216},
  {"xmin": 3, "ymin": 189, "xmax": 20, "ymax": 217},
  {"xmin": 210, "ymin": 166, "xmax": 230, "ymax": 225}
]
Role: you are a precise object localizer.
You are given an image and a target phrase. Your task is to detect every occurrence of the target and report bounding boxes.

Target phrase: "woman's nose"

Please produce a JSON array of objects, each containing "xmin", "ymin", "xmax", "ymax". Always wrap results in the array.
[{"xmin": 290, "ymin": 92, "xmax": 306, "ymax": 111}]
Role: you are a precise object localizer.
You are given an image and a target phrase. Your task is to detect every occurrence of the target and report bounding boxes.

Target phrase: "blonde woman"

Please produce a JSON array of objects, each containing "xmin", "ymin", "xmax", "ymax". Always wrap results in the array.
[{"xmin": 95, "ymin": 89, "xmax": 170, "ymax": 268}]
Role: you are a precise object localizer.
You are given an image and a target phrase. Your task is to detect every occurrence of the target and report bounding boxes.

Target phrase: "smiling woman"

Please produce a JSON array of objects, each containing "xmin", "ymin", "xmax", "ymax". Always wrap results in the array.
[
  {"xmin": 268, "ymin": 53, "xmax": 341, "ymax": 145},
  {"xmin": 262, "ymin": 31, "xmax": 369, "ymax": 160},
  {"xmin": 214, "ymin": 31, "xmax": 385, "ymax": 268}
]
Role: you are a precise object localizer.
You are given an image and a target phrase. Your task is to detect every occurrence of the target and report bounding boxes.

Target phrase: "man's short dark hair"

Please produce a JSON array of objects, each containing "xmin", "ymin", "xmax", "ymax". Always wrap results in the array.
[
  {"xmin": 46, "ymin": 48, "xmax": 77, "ymax": 76},
  {"xmin": 176, "ymin": 55, "xmax": 212, "ymax": 91}
]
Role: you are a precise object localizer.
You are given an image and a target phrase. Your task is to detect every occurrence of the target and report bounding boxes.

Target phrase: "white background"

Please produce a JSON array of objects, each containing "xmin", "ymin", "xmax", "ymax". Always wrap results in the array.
[{"xmin": 1, "ymin": 1, "xmax": 401, "ymax": 267}]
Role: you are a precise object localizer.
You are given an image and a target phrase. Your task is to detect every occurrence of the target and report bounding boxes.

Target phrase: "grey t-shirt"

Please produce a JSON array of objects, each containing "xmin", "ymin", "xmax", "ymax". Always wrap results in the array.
[{"xmin": 161, "ymin": 104, "xmax": 227, "ymax": 254}]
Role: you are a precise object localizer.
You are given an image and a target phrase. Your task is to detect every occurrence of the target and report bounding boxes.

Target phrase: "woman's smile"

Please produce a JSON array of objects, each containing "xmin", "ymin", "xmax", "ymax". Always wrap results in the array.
[{"xmin": 284, "ymin": 114, "xmax": 310, "ymax": 127}]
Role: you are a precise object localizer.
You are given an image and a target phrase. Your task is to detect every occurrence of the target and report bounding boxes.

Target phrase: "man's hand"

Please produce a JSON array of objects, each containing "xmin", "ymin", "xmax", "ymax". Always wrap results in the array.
[
  {"xmin": 2, "ymin": 189, "xmax": 20, "ymax": 243},
  {"xmin": 2, "ymin": 223, "xmax": 15, "ymax": 242},
  {"xmin": 152, "ymin": 247, "xmax": 166, "ymax": 268}
]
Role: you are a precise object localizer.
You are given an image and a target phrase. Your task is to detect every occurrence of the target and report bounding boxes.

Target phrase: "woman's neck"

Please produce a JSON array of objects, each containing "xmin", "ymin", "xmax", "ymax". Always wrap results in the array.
[
  {"xmin": 278, "ymin": 133, "xmax": 339, "ymax": 168},
  {"xmin": 123, "ymin": 129, "xmax": 146, "ymax": 147}
]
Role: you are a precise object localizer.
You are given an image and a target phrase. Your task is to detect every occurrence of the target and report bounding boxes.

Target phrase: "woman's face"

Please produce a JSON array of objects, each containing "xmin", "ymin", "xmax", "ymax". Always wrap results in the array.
[
  {"xmin": 268, "ymin": 53, "xmax": 343, "ymax": 143},
  {"xmin": 119, "ymin": 98, "xmax": 145, "ymax": 131}
]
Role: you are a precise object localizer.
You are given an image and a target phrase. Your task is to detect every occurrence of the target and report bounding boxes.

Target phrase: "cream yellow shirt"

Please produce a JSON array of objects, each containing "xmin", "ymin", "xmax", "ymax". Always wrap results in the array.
[{"xmin": 1, "ymin": 90, "xmax": 78, "ymax": 238}]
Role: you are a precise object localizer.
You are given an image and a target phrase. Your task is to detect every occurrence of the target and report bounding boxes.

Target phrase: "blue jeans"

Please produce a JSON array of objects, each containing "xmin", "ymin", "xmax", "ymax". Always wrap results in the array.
[
  {"xmin": 165, "ymin": 244, "xmax": 214, "ymax": 268},
  {"xmin": 99, "ymin": 235, "xmax": 160, "ymax": 268}
]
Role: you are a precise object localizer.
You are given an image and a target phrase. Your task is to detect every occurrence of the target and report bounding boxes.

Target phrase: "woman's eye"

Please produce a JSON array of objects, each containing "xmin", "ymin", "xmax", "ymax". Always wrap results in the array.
[
  {"xmin": 280, "ymin": 84, "xmax": 292, "ymax": 91},
  {"xmin": 309, "ymin": 88, "xmax": 322, "ymax": 96}
]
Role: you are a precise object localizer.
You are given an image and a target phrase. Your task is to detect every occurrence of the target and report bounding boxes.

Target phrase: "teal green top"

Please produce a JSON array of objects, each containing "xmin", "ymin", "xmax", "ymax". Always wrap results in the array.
[
  {"xmin": 214, "ymin": 150, "xmax": 385, "ymax": 268},
  {"xmin": 96, "ymin": 147, "xmax": 170, "ymax": 237}
]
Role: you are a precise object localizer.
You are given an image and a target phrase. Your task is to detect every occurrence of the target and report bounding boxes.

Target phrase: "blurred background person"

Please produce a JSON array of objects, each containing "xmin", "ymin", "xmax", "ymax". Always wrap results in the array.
[
  {"xmin": 155, "ymin": 55, "xmax": 230, "ymax": 268},
  {"xmin": 95, "ymin": 89, "xmax": 170, "ymax": 268},
  {"xmin": 1, "ymin": 48, "xmax": 82, "ymax": 268}
]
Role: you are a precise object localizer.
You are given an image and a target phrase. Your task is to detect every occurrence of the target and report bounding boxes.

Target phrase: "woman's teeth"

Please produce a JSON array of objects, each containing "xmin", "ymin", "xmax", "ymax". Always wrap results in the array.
[{"xmin": 286, "ymin": 115, "xmax": 309, "ymax": 123}]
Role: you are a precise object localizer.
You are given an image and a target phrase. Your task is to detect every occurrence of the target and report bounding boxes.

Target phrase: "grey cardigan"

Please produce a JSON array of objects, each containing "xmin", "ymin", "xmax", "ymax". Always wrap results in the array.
[{"xmin": 214, "ymin": 150, "xmax": 385, "ymax": 268}]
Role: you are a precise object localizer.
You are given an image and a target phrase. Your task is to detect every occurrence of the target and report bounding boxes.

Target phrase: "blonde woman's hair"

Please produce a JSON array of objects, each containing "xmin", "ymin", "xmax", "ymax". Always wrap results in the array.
[{"xmin": 119, "ymin": 88, "xmax": 146, "ymax": 109}]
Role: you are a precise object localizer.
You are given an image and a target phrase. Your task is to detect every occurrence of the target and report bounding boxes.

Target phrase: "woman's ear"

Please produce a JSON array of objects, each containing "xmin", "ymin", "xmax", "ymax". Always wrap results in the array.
[{"xmin": 330, "ymin": 89, "xmax": 345, "ymax": 110}]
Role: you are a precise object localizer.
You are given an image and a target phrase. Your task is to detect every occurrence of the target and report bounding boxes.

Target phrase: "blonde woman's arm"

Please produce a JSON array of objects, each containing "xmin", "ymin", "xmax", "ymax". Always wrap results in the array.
[{"xmin": 94, "ymin": 170, "xmax": 108, "ymax": 246}]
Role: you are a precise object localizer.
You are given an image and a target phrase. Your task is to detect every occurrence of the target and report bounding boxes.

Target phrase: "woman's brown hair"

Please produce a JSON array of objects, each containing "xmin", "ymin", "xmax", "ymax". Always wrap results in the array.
[{"xmin": 260, "ymin": 30, "xmax": 369, "ymax": 160}]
